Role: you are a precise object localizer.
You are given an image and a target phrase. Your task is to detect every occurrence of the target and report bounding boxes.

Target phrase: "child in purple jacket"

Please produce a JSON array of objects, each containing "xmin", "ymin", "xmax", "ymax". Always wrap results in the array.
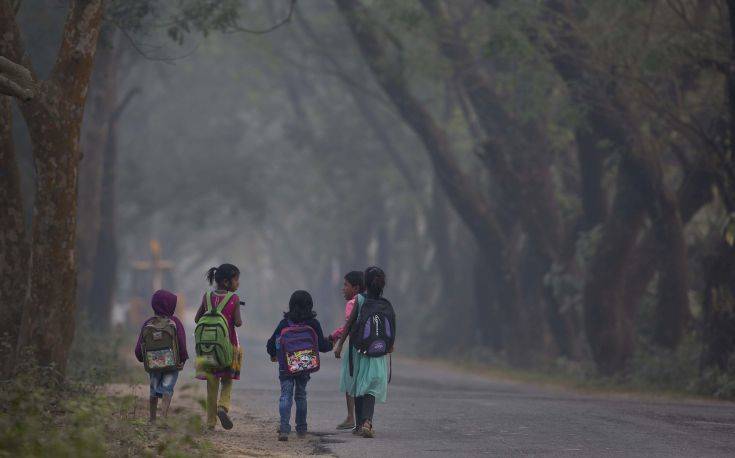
[{"xmin": 135, "ymin": 289, "xmax": 188, "ymax": 423}]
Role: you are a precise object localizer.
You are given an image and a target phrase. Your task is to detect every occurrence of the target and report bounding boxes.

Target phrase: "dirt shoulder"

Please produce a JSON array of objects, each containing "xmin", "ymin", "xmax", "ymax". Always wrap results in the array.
[{"xmin": 105, "ymin": 382, "xmax": 331, "ymax": 457}]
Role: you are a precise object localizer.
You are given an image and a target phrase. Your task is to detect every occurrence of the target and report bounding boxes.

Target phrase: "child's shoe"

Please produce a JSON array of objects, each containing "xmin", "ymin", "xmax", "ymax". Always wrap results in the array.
[
  {"xmin": 361, "ymin": 421, "xmax": 374, "ymax": 439},
  {"xmin": 352, "ymin": 425, "xmax": 362, "ymax": 435},
  {"xmin": 278, "ymin": 431, "xmax": 289, "ymax": 441},
  {"xmin": 217, "ymin": 406, "xmax": 233, "ymax": 430},
  {"xmin": 297, "ymin": 430, "xmax": 307, "ymax": 438},
  {"xmin": 336, "ymin": 419, "xmax": 354, "ymax": 430}
]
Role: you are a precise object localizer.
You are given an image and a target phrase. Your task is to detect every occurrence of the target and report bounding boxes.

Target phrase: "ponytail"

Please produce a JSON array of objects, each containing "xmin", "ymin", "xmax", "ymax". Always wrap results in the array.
[{"xmin": 206, "ymin": 267, "xmax": 218, "ymax": 285}]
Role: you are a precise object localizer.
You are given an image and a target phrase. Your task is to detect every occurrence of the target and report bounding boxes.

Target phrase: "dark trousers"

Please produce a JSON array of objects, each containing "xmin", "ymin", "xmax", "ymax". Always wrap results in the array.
[{"xmin": 354, "ymin": 394, "xmax": 375, "ymax": 425}]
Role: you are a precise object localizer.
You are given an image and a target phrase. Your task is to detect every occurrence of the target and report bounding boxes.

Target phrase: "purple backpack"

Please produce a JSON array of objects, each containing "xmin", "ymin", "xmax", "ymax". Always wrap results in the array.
[{"xmin": 278, "ymin": 322, "xmax": 320, "ymax": 375}]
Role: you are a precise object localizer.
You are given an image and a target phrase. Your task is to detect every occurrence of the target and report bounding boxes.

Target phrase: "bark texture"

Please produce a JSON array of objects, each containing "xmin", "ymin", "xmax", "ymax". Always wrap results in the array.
[
  {"xmin": 0, "ymin": 56, "xmax": 37, "ymax": 101},
  {"xmin": 0, "ymin": 2, "xmax": 29, "ymax": 370},
  {"xmin": 0, "ymin": 96, "xmax": 27, "ymax": 359}
]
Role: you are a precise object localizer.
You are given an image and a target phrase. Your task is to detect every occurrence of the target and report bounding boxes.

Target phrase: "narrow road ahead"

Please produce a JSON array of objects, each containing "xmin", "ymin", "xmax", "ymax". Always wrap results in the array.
[{"xmin": 232, "ymin": 340, "xmax": 735, "ymax": 456}]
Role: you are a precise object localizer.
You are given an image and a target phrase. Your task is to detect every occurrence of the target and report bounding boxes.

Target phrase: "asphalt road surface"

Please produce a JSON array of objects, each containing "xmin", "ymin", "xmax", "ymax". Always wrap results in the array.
[{"xmin": 233, "ymin": 340, "xmax": 735, "ymax": 457}]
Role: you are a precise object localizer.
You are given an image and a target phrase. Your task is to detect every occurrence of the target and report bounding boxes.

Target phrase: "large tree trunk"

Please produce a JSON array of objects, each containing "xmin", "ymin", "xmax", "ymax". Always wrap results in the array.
[
  {"xmin": 0, "ymin": 95, "xmax": 28, "ymax": 368},
  {"xmin": 12, "ymin": 0, "xmax": 105, "ymax": 375},
  {"xmin": 0, "ymin": 2, "xmax": 31, "ymax": 371},
  {"xmin": 621, "ymin": 161, "xmax": 715, "ymax": 328},
  {"xmin": 650, "ymin": 181, "xmax": 690, "ymax": 348}
]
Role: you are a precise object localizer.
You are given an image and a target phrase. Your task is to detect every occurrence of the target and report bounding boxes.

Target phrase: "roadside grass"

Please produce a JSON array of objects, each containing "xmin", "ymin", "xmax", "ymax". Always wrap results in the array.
[
  {"xmin": 428, "ymin": 338, "xmax": 735, "ymax": 403},
  {"xmin": 0, "ymin": 328, "xmax": 212, "ymax": 457}
]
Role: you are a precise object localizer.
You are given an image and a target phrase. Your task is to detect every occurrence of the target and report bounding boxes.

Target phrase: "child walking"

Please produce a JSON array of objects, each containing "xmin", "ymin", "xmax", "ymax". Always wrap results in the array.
[
  {"xmin": 267, "ymin": 290, "xmax": 333, "ymax": 441},
  {"xmin": 134, "ymin": 289, "xmax": 188, "ymax": 424},
  {"xmin": 329, "ymin": 271, "xmax": 364, "ymax": 430},
  {"xmin": 334, "ymin": 266, "xmax": 395, "ymax": 438},
  {"xmin": 194, "ymin": 263, "xmax": 244, "ymax": 431}
]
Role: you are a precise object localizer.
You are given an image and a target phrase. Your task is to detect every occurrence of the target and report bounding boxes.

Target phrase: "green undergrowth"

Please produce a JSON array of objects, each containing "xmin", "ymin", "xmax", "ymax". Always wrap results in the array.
[
  {"xmin": 443, "ymin": 337, "xmax": 735, "ymax": 402},
  {"xmin": 0, "ymin": 329, "xmax": 211, "ymax": 457}
]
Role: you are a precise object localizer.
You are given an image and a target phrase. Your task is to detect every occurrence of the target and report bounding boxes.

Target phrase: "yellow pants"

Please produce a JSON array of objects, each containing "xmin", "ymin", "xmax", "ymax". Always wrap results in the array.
[{"xmin": 205, "ymin": 374, "xmax": 233, "ymax": 427}]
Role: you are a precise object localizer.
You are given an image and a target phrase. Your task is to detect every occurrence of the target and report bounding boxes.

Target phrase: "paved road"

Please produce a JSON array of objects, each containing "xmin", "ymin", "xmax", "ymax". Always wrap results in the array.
[{"xmin": 233, "ymin": 340, "xmax": 735, "ymax": 456}]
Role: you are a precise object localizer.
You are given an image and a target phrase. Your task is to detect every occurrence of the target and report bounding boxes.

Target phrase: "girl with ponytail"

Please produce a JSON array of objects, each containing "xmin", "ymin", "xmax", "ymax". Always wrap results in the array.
[
  {"xmin": 334, "ymin": 266, "xmax": 393, "ymax": 438},
  {"xmin": 194, "ymin": 263, "xmax": 243, "ymax": 430}
]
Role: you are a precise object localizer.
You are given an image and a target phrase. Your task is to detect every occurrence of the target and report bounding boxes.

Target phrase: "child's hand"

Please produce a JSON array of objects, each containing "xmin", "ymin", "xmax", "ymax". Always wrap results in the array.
[
  {"xmin": 334, "ymin": 343, "xmax": 343, "ymax": 359},
  {"xmin": 270, "ymin": 356, "xmax": 277, "ymax": 362}
]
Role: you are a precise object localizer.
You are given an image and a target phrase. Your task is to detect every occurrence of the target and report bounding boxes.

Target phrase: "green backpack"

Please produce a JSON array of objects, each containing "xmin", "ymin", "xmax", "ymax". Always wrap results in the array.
[{"xmin": 195, "ymin": 291, "xmax": 234, "ymax": 371}]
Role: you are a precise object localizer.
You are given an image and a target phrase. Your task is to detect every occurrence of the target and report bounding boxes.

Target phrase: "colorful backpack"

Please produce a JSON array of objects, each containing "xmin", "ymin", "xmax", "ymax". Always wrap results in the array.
[
  {"xmin": 141, "ymin": 316, "xmax": 180, "ymax": 372},
  {"xmin": 195, "ymin": 291, "xmax": 234, "ymax": 371},
  {"xmin": 277, "ymin": 322, "xmax": 320, "ymax": 375},
  {"xmin": 350, "ymin": 294, "xmax": 396, "ymax": 357}
]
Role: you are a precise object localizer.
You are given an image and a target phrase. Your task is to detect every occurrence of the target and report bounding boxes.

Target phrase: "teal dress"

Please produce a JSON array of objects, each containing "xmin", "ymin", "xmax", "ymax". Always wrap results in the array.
[{"xmin": 338, "ymin": 295, "xmax": 389, "ymax": 403}]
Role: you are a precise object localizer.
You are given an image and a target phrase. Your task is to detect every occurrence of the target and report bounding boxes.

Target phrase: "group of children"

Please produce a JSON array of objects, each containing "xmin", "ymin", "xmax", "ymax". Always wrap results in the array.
[{"xmin": 134, "ymin": 263, "xmax": 394, "ymax": 441}]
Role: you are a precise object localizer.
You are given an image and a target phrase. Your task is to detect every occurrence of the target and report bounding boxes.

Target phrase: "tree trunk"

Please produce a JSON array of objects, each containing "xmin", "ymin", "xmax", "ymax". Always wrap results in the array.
[
  {"xmin": 583, "ymin": 156, "xmax": 648, "ymax": 375},
  {"xmin": 575, "ymin": 115, "xmax": 609, "ymax": 230},
  {"xmin": 77, "ymin": 38, "xmax": 118, "ymax": 325},
  {"xmin": 650, "ymin": 182, "xmax": 690, "ymax": 348},
  {"xmin": 13, "ymin": 0, "xmax": 104, "ymax": 375},
  {"xmin": 0, "ymin": 95, "xmax": 28, "ymax": 368},
  {"xmin": 0, "ymin": 2, "xmax": 31, "ymax": 374}
]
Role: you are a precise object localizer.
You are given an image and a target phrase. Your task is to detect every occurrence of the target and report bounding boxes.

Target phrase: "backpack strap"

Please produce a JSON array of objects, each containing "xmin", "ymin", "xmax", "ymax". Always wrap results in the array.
[
  {"xmin": 206, "ymin": 291, "xmax": 234, "ymax": 315},
  {"xmin": 388, "ymin": 354, "xmax": 392, "ymax": 384}
]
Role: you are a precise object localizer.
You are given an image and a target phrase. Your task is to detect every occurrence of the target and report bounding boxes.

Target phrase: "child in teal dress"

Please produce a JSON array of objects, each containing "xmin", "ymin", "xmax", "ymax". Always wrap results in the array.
[{"xmin": 334, "ymin": 266, "xmax": 393, "ymax": 438}]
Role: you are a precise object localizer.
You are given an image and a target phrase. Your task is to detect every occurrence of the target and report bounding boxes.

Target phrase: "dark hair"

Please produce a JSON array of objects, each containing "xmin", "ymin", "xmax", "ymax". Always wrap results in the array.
[
  {"xmin": 284, "ymin": 290, "xmax": 317, "ymax": 322},
  {"xmin": 344, "ymin": 271, "xmax": 365, "ymax": 292},
  {"xmin": 364, "ymin": 266, "xmax": 386, "ymax": 298},
  {"xmin": 206, "ymin": 263, "xmax": 240, "ymax": 287}
]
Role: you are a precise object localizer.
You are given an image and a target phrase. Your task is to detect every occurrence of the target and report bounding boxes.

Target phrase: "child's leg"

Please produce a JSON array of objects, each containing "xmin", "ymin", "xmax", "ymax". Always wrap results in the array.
[
  {"xmin": 278, "ymin": 378, "xmax": 295, "ymax": 434},
  {"xmin": 205, "ymin": 373, "xmax": 220, "ymax": 428},
  {"xmin": 294, "ymin": 376, "xmax": 308, "ymax": 433},
  {"xmin": 354, "ymin": 395, "xmax": 364, "ymax": 428},
  {"xmin": 149, "ymin": 372, "xmax": 161, "ymax": 423},
  {"xmin": 160, "ymin": 371, "xmax": 179, "ymax": 417},
  {"xmin": 216, "ymin": 377, "xmax": 234, "ymax": 430},
  {"xmin": 346, "ymin": 394, "xmax": 355, "ymax": 423},
  {"xmin": 219, "ymin": 377, "xmax": 233, "ymax": 412},
  {"xmin": 362, "ymin": 394, "xmax": 375, "ymax": 423}
]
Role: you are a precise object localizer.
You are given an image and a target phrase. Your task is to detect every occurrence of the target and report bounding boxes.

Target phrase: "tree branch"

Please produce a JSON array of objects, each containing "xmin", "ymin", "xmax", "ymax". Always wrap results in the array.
[{"xmin": 0, "ymin": 56, "xmax": 36, "ymax": 101}]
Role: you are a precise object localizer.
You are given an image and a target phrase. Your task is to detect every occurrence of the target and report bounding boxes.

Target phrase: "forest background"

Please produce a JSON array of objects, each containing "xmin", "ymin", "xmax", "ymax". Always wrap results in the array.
[{"xmin": 2, "ymin": 0, "xmax": 735, "ymax": 406}]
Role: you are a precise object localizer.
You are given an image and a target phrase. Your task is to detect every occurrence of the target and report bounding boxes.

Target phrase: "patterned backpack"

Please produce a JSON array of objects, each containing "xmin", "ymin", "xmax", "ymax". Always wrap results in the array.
[
  {"xmin": 141, "ymin": 317, "xmax": 180, "ymax": 372},
  {"xmin": 277, "ymin": 322, "xmax": 320, "ymax": 375}
]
